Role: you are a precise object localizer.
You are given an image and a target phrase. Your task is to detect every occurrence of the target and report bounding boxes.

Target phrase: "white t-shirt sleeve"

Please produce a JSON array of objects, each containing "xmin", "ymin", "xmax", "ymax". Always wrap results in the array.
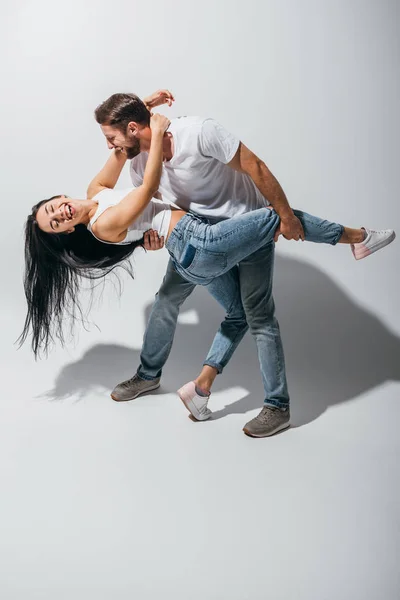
[{"xmin": 199, "ymin": 119, "xmax": 240, "ymax": 164}]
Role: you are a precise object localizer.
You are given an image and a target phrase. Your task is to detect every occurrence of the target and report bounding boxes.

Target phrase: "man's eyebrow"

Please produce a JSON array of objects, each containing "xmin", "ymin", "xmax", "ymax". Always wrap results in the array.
[{"xmin": 45, "ymin": 205, "xmax": 48, "ymax": 215}]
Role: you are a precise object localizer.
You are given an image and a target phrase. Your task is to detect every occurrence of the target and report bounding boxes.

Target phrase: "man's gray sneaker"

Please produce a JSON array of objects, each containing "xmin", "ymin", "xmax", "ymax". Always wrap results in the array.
[
  {"xmin": 243, "ymin": 405, "xmax": 290, "ymax": 438},
  {"xmin": 111, "ymin": 374, "xmax": 161, "ymax": 402}
]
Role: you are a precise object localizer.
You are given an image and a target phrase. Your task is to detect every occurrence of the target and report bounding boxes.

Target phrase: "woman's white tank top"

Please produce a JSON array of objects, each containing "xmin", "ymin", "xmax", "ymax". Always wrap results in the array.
[{"xmin": 87, "ymin": 188, "xmax": 172, "ymax": 245}]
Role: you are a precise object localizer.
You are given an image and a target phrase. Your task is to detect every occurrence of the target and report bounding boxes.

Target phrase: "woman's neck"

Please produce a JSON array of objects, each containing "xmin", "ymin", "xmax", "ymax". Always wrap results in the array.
[{"xmin": 80, "ymin": 199, "xmax": 99, "ymax": 225}]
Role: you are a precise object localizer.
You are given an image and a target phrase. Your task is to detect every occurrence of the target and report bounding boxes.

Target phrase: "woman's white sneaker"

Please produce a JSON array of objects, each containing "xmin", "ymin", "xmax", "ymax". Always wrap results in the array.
[
  {"xmin": 177, "ymin": 381, "xmax": 212, "ymax": 421},
  {"xmin": 351, "ymin": 228, "xmax": 396, "ymax": 260}
]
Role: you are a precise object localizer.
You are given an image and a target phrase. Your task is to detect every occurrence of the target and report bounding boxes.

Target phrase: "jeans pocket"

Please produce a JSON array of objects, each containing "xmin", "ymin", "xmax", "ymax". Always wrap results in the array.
[
  {"xmin": 180, "ymin": 244, "xmax": 197, "ymax": 269},
  {"xmin": 185, "ymin": 246, "xmax": 227, "ymax": 279}
]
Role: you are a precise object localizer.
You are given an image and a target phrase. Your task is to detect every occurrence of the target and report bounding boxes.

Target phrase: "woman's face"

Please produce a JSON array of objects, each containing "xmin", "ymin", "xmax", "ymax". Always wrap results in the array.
[{"xmin": 36, "ymin": 196, "xmax": 84, "ymax": 234}]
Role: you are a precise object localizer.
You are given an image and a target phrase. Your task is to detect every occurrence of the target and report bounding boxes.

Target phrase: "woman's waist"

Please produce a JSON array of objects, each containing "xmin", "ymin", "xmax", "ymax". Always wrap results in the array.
[{"xmin": 167, "ymin": 208, "xmax": 188, "ymax": 240}]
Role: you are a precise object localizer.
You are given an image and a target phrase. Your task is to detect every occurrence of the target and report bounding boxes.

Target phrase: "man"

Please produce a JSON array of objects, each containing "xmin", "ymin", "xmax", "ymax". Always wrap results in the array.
[{"xmin": 94, "ymin": 89, "xmax": 305, "ymax": 437}]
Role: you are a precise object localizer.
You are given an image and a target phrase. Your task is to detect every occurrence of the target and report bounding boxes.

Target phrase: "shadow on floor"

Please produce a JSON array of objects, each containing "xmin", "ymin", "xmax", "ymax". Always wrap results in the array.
[{"xmin": 43, "ymin": 255, "xmax": 400, "ymax": 427}]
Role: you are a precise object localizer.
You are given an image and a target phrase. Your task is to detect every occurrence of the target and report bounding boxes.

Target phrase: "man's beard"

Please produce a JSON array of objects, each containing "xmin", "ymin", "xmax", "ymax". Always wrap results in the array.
[{"xmin": 125, "ymin": 137, "xmax": 141, "ymax": 160}]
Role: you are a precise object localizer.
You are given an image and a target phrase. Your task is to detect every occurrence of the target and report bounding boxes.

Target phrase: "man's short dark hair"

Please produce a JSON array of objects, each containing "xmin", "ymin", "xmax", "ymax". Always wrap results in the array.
[{"xmin": 94, "ymin": 93, "xmax": 151, "ymax": 132}]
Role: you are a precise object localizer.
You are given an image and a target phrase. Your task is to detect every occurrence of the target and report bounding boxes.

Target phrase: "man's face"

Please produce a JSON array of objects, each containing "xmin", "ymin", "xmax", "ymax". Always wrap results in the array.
[{"xmin": 101, "ymin": 124, "xmax": 141, "ymax": 159}]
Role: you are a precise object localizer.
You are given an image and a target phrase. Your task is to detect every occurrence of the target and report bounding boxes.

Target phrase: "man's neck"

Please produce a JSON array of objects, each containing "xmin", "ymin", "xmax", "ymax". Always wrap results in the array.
[{"xmin": 140, "ymin": 132, "xmax": 174, "ymax": 162}]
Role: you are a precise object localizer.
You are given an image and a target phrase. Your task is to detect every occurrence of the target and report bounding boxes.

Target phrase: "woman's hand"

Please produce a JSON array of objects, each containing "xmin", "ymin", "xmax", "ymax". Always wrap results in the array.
[
  {"xmin": 144, "ymin": 89, "xmax": 175, "ymax": 110},
  {"xmin": 150, "ymin": 113, "xmax": 171, "ymax": 135}
]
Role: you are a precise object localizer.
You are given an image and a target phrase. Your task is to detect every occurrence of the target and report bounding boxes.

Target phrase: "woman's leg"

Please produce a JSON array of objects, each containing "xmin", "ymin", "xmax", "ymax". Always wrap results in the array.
[
  {"xmin": 167, "ymin": 208, "xmax": 343, "ymax": 284},
  {"xmin": 168, "ymin": 208, "xmax": 393, "ymax": 285}
]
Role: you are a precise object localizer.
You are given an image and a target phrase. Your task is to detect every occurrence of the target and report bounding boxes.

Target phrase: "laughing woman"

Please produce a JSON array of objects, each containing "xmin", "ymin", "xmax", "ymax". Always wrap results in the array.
[{"xmin": 20, "ymin": 113, "xmax": 395, "ymax": 420}]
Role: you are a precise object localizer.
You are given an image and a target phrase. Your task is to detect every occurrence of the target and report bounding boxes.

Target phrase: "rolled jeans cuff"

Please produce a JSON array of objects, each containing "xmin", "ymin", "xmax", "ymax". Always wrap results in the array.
[
  {"xmin": 203, "ymin": 360, "xmax": 224, "ymax": 375},
  {"xmin": 136, "ymin": 369, "xmax": 160, "ymax": 382},
  {"xmin": 264, "ymin": 399, "xmax": 290, "ymax": 410},
  {"xmin": 332, "ymin": 224, "xmax": 345, "ymax": 245}
]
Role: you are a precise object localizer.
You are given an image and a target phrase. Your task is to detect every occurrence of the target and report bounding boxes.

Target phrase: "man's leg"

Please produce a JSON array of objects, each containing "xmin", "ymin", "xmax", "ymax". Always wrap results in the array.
[
  {"xmin": 137, "ymin": 259, "xmax": 196, "ymax": 380},
  {"xmin": 238, "ymin": 241, "xmax": 291, "ymax": 437},
  {"xmin": 111, "ymin": 259, "xmax": 195, "ymax": 401},
  {"xmin": 112, "ymin": 261, "xmax": 249, "ymax": 403}
]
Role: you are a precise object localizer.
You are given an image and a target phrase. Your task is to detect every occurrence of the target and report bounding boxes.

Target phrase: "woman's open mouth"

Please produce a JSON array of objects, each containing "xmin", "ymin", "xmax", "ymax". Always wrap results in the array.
[{"xmin": 65, "ymin": 204, "xmax": 75, "ymax": 219}]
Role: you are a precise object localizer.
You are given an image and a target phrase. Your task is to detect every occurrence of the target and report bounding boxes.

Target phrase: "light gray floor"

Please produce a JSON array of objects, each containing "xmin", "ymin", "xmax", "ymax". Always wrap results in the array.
[
  {"xmin": 1, "ymin": 248, "xmax": 399, "ymax": 600},
  {"xmin": 2, "ymin": 1, "xmax": 399, "ymax": 597}
]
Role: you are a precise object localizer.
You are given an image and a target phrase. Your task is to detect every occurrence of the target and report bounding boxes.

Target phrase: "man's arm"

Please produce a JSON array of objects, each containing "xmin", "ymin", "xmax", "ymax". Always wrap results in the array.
[
  {"xmin": 227, "ymin": 142, "xmax": 304, "ymax": 241},
  {"xmin": 143, "ymin": 229, "xmax": 165, "ymax": 251}
]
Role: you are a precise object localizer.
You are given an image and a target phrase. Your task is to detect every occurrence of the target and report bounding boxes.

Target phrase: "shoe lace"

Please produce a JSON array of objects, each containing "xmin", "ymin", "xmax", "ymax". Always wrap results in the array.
[
  {"xmin": 258, "ymin": 406, "xmax": 278, "ymax": 423},
  {"xmin": 120, "ymin": 375, "xmax": 138, "ymax": 389}
]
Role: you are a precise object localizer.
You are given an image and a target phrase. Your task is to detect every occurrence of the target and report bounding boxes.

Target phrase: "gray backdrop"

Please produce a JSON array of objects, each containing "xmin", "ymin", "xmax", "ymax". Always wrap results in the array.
[{"xmin": 1, "ymin": 1, "xmax": 399, "ymax": 599}]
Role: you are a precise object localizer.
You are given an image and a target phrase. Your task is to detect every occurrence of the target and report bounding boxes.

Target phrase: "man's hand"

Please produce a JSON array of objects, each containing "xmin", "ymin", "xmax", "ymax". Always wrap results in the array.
[
  {"xmin": 228, "ymin": 143, "xmax": 304, "ymax": 242},
  {"xmin": 274, "ymin": 215, "xmax": 305, "ymax": 242},
  {"xmin": 144, "ymin": 89, "xmax": 175, "ymax": 111},
  {"xmin": 143, "ymin": 229, "xmax": 165, "ymax": 251}
]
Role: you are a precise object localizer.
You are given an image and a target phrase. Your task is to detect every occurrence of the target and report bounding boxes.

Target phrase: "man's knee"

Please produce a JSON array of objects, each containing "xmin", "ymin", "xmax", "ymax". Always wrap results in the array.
[
  {"xmin": 242, "ymin": 295, "xmax": 277, "ymax": 332},
  {"xmin": 155, "ymin": 284, "xmax": 194, "ymax": 312}
]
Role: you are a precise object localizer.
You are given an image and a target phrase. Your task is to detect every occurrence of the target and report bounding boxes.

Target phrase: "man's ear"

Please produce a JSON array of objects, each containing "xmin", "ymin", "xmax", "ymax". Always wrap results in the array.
[{"xmin": 128, "ymin": 121, "xmax": 139, "ymax": 136}]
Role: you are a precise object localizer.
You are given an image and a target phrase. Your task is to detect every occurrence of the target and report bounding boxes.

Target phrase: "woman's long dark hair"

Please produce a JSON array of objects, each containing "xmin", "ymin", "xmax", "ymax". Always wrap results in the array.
[{"xmin": 19, "ymin": 196, "xmax": 144, "ymax": 357}]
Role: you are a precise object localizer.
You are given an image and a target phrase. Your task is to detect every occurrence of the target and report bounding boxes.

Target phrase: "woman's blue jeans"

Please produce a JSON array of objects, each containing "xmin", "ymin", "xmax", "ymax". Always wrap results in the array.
[{"xmin": 165, "ymin": 208, "xmax": 343, "ymax": 286}]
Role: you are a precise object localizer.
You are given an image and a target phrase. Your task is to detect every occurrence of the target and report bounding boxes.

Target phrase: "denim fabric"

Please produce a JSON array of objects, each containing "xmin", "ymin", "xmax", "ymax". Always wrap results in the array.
[
  {"xmin": 165, "ymin": 208, "xmax": 343, "ymax": 285},
  {"xmin": 137, "ymin": 258, "xmax": 196, "ymax": 380},
  {"xmin": 139, "ymin": 208, "xmax": 343, "ymax": 408},
  {"xmin": 136, "ymin": 260, "xmax": 248, "ymax": 380}
]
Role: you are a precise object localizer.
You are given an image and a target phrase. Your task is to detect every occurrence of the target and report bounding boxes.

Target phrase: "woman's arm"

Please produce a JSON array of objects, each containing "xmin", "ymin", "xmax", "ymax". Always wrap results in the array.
[
  {"xmin": 87, "ymin": 149, "xmax": 128, "ymax": 199},
  {"xmin": 92, "ymin": 114, "xmax": 170, "ymax": 243},
  {"xmin": 87, "ymin": 90, "xmax": 174, "ymax": 199},
  {"xmin": 143, "ymin": 89, "xmax": 175, "ymax": 111}
]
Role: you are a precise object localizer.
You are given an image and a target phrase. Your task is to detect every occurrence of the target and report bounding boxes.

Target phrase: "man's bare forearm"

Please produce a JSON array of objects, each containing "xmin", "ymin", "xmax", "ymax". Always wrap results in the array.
[
  {"xmin": 249, "ymin": 161, "xmax": 294, "ymax": 219},
  {"xmin": 228, "ymin": 142, "xmax": 304, "ymax": 239}
]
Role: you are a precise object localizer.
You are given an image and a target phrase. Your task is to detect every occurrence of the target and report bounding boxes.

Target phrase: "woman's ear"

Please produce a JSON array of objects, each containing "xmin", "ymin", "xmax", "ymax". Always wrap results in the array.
[{"xmin": 66, "ymin": 227, "xmax": 75, "ymax": 235}]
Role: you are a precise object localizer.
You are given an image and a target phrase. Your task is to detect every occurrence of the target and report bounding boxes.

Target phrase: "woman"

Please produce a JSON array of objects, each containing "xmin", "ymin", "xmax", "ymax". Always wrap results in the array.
[{"xmin": 20, "ymin": 113, "xmax": 395, "ymax": 418}]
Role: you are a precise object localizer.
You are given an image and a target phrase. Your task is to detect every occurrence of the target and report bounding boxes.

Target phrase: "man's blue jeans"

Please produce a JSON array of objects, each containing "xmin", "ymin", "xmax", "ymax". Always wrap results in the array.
[{"xmin": 138, "ymin": 208, "xmax": 344, "ymax": 409}]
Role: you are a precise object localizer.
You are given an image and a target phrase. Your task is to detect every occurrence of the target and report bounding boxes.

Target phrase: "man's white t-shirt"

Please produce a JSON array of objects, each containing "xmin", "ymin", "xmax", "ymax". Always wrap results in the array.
[{"xmin": 130, "ymin": 117, "xmax": 269, "ymax": 220}]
